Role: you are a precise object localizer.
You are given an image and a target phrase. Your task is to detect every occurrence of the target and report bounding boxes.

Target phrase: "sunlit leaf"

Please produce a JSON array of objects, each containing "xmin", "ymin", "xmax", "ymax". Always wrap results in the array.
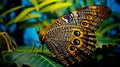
[
  {"xmin": 6, "ymin": 0, "xmax": 67, "ymax": 26},
  {"xmin": 30, "ymin": 0, "xmax": 39, "ymax": 12},
  {"xmin": 54, "ymin": 7, "xmax": 67, "ymax": 17},
  {"xmin": 19, "ymin": 14, "xmax": 39, "ymax": 22},
  {"xmin": 6, "ymin": 7, "xmax": 35, "ymax": 26},
  {"xmin": 43, "ymin": 20, "xmax": 50, "ymax": 26},
  {"xmin": 0, "ymin": 6, "xmax": 22, "ymax": 18},
  {"xmin": 40, "ymin": 2, "xmax": 72, "ymax": 12},
  {"xmin": 38, "ymin": 0, "xmax": 61, "ymax": 8},
  {"xmin": 81, "ymin": 0, "xmax": 85, "ymax": 7},
  {"xmin": 37, "ymin": 0, "xmax": 44, "ymax": 2},
  {"xmin": 69, "ymin": 6, "xmax": 76, "ymax": 12}
]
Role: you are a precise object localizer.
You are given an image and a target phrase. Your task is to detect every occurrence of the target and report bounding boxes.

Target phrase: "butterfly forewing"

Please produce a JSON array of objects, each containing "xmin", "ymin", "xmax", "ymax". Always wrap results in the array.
[{"xmin": 38, "ymin": 5, "xmax": 111, "ymax": 66}]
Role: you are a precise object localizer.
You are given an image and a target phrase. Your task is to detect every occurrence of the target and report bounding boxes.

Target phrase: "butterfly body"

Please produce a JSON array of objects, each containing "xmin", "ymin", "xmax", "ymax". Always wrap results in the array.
[{"xmin": 37, "ymin": 5, "xmax": 111, "ymax": 66}]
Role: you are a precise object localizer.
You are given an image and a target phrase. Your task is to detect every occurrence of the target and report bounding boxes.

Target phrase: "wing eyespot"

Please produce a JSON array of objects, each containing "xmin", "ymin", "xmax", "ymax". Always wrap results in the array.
[
  {"xmin": 71, "ymin": 38, "xmax": 84, "ymax": 48},
  {"xmin": 74, "ymin": 30, "xmax": 80, "ymax": 36},
  {"xmin": 73, "ymin": 39, "xmax": 80, "ymax": 45},
  {"xmin": 72, "ymin": 28, "xmax": 84, "ymax": 37},
  {"xmin": 81, "ymin": 20, "xmax": 89, "ymax": 27},
  {"xmin": 86, "ymin": 15, "xmax": 93, "ymax": 20},
  {"xmin": 67, "ymin": 45, "xmax": 77, "ymax": 53}
]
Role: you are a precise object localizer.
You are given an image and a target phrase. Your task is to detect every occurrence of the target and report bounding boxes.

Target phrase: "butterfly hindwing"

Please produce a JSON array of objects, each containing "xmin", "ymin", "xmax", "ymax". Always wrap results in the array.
[
  {"xmin": 45, "ymin": 25, "xmax": 96, "ymax": 66},
  {"xmin": 38, "ymin": 5, "xmax": 111, "ymax": 66}
]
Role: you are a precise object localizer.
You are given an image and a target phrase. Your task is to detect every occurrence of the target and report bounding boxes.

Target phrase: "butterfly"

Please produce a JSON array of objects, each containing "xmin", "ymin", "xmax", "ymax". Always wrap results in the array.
[{"xmin": 37, "ymin": 5, "xmax": 111, "ymax": 66}]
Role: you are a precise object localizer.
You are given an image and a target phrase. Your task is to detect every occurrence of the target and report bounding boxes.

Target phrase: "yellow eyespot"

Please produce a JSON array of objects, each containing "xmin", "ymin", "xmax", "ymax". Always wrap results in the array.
[
  {"xmin": 71, "ymin": 38, "xmax": 83, "ymax": 48},
  {"xmin": 86, "ymin": 15, "xmax": 93, "ymax": 20},
  {"xmin": 72, "ymin": 28, "xmax": 84, "ymax": 37},
  {"xmin": 73, "ymin": 39, "xmax": 80, "ymax": 45},
  {"xmin": 81, "ymin": 20, "xmax": 89, "ymax": 27},
  {"xmin": 74, "ymin": 30, "xmax": 80, "ymax": 36},
  {"xmin": 67, "ymin": 45, "xmax": 77, "ymax": 54}
]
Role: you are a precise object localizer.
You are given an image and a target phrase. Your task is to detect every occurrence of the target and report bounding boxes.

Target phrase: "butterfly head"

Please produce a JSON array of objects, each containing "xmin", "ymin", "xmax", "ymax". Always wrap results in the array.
[{"xmin": 36, "ymin": 30, "xmax": 45, "ymax": 44}]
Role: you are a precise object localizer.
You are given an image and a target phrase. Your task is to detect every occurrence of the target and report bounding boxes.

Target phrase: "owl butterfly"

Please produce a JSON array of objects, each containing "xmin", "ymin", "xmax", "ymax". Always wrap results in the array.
[{"xmin": 37, "ymin": 5, "xmax": 111, "ymax": 66}]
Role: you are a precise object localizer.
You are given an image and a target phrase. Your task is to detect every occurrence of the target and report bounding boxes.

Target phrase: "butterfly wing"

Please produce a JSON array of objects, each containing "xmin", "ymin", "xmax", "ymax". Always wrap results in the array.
[
  {"xmin": 39, "ymin": 5, "xmax": 111, "ymax": 66},
  {"xmin": 71, "ymin": 5, "xmax": 111, "ymax": 31},
  {"xmin": 44, "ymin": 5, "xmax": 111, "ymax": 32}
]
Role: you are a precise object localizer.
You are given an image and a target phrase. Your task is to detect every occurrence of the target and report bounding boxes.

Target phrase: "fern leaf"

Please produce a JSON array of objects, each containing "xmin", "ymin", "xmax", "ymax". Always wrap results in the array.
[
  {"xmin": 0, "ymin": 6, "xmax": 22, "ymax": 18},
  {"xmin": 19, "ymin": 14, "xmax": 39, "ymax": 22},
  {"xmin": 30, "ymin": 0, "xmax": 39, "ymax": 12},
  {"xmin": 40, "ymin": 2, "xmax": 72, "ymax": 12},
  {"xmin": 6, "ymin": 7, "xmax": 35, "ymax": 26},
  {"xmin": 38, "ymin": 0, "xmax": 61, "ymax": 8}
]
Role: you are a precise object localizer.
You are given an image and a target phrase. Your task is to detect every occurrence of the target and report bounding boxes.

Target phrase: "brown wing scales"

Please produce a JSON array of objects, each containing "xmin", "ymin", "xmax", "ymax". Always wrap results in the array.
[{"xmin": 38, "ymin": 5, "xmax": 111, "ymax": 66}]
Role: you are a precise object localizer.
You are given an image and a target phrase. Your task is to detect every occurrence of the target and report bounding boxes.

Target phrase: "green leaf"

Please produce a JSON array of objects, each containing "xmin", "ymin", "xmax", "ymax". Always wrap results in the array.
[
  {"xmin": 19, "ymin": 14, "xmax": 39, "ymax": 22},
  {"xmin": 96, "ymin": 36, "xmax": 118, "ymax": 48},
  {"xmin": 0, "ymin": 0, "xmax": 3, "ymax": 10},
  {"xmin": 96, "ymin": 54, "xmax": 103, "ymax": 61},
  {"xmin": 96, "ymin": 23, "xmax": 120, "ymax": 37},
  {"xmin": 54, "ymin": 7, "xmax": 67, "ymax": 17},
  {"xmin": 6, "ymin": 7, "xmax": 35, "ymax": 26},
  {"xmin": 1, "ymin": 46, "xmax": 63, "ymax": 67},
  {"xmin": 40, "ymin": 2, "xmax": 72, "ymax": 12},
  {"xmin": 5, "ymin": 52, "xmax": 63, "ymax": 67},
  {"xmin": 30, "ymin": 0, "xmax": 39, "ymax": 12},
  {"xmin": 19, "ymin": 22, "xmax": 40, "ymax": 29},
  {"xmin": 16, "ymin": 46, "xmax": 50, "ymax": 54},
  {"xmin": 19, "ymin": 20, "xmax": 50, "ymax": 30},
  {"xmin": 81, "ymin": 0, "xmax": 86, "ymax": 7},
  {"xmin": 0, "ymin": 4, "xmax": 3, "ymax": 10},
  {"xmin": 99, "ymin": 0, "xmax": 106, "ymax": 5},
  {"xmin": 0, "ymin": 6, "xmax": 22, "ymax": 18},
  {"xmin": 75, "ymin": 0, "xmax": 80, "ymax": 8},
  {"xmin": 86, "ymin": 0, "xmax": 95, "ymax": 5},
  {"xmin": 5, "ymin": 0, "xmax": 68, "ymax": 27},
  {"xmin": 0, "ymin": 18, "xmax": 3, "ymax": 23},
  {"xmin": 37, "ymin": 0, "xmax": 44, "ymax": 2},
  {"xmin": 112, "ymin": 12, "xmax": 120, "ymax": 18},
  {"xmin": 38, "ymin": 0, "xmax": 61, "ymax": 9}
]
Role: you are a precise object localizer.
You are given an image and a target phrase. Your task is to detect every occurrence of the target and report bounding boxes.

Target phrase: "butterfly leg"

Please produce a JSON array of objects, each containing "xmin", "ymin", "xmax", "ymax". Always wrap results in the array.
[{"xmin": 32, "ymin": 40, "xmax": 44, "ymax": 54}]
